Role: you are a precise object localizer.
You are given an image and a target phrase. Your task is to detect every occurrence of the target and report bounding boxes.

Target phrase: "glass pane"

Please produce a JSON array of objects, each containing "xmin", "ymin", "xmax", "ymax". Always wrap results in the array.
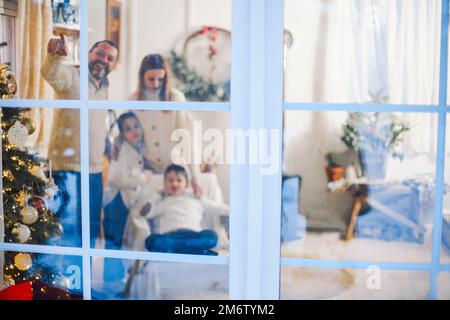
[
  {"xmin": 1, "ymin": 251, "xmax": 83, "ymax": 300},
  {"xmin": 280, "ymin": 267, "xmax": 429, "ymax": 299},
  {"xmin": 281, "ymin": 111, "xmax": 437, "ymax": 263},
  {"xmin": 2, "ymin": 107, "xmax": 81, "ymax": 247},
  {"xmin": 92, "ymin": 257, "xmax": 228, "ymax": 300},
  {"xmin": 90, "ymin": 109, "xmax": 230, "ymax": 256},
  {"xmin": 284, "ymin": 0, "xmax": 440, "ymax": 105},
  {"xmin": 88, "ymin": 0, "xmax": 231, "ymax": 101},
  {"xmin": 1, "ymin": 0, "xmax": 81, "ymax": 100},
  {"xmin": 437, "ymin": 272, "xmax": 450, "ymax": 300},
  {"xmin": 443, "ymin": 114, "xmax": 450, "ymax": 263}
]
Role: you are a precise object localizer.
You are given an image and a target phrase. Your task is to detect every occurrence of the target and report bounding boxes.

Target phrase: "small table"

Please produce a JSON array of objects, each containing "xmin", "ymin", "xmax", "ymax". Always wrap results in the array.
[{"xmin": 331, "ymin": 182, "xmax": 425, "ymax": 241}]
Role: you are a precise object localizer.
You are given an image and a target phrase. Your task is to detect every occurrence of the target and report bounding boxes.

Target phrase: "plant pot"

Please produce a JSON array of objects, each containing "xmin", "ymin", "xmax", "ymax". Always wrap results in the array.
[
  {"xmin": 359, "ymin": 149, "xmax": 387, "ymax": 180},
  {"xmin": 325, "ymin": 166, "xmax": 345, "ymax": 182}
]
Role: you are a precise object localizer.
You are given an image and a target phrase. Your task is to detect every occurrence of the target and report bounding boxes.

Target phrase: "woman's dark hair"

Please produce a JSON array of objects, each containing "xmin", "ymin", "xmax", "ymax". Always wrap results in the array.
[
  {"xmin": 136, "ymin": 53, "xmax": 172, "ymax": 101},
  {"xmin": 164, "ymin": 164, "xmax": 189, "ymax": 183}
]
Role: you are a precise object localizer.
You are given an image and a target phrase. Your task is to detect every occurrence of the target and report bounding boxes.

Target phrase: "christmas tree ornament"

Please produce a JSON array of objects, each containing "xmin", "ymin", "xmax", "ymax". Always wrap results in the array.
[
  {"xmin": 20, "ymin": 205, "xmax": 39, "ymax": 225},
  {"xmin": 0, "ymin": 63, "xmax": 17, "ymax": 99},
  {"xmin": 30, "ymin": 165, "xmax": 47, "ymax": 181},
  {"xmin": 17, "ymin": 191, "xmax": 28, "ymax": 207},
  {"xmin": 20, "ymin": 117, "xmax": 36, "ymax": 135},
  {"xmin": 14, "ymin": 253, "xmax": 33, "ymax": 271},
  {"xmin": 2, "ymin": 169, "xmax": 13, "ymax": 180},
  {"xmin": 2, "ymin": 276, "xmax": 15, "ymax": 290},
  {"xmin": 28, "ymin": 195, "xmax": 49, "ymax": 216},
  {"xmin": 11, "ymin": 223, "xmax": 31, "ymax": 243},
  {"xmin": 7, "ymin": 121, "xmax": 29, "ymax": 150},
  {"xmin": 44, "ymin": 178, "xmax": 59, "ymax": 200}
]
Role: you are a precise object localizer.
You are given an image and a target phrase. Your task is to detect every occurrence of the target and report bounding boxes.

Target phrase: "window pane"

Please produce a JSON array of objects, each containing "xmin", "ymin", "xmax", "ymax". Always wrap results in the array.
[
  {"xmin": 1, "ymin": 251, "xmax": 83, "ymax": 300},
  {"xmin": 2, "ymin": 107, "xmax": 81, "ymax": 247},
  {"xmin": 437, "ymin": 272, "xmax": 450, "ymax": 300},
  {"xmin": 92, "ymin": 257, "xmax": 228, "ymax": 300},
  {"xmin": 281, "ymin": 111, "xmax": 437, "ymax": 263},
  {"xmin": 90, "ymin": 109, "xmax": 230, "ymax": 256},
  {"xmin": 284, "ymin": 0, "xmax": 440, "ymax": 105},
  {"xmin": 280, "ymin": 267, "xmax": 429, "ymax": 299},
  {"xmin": 1, "ymin": 0, "xmax": 81, "ymax": 100},
  {"xmin": 88, "ymin": 0, "xmax": 231, "ymax": 102}
]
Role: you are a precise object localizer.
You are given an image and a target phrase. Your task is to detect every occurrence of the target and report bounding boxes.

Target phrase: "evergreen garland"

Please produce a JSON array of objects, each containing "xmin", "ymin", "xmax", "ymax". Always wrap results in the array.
[{"xmin": 168, "ymin": 50, "xmax": 230, "ymax": 102}]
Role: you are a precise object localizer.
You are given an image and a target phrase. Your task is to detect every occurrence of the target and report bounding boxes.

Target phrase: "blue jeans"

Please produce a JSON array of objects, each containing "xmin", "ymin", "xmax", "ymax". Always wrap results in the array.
[
  {"xmin": 48, "ymin": 171, "xmax": 103, "ymax": 248},
  {"xmin": 145, "ymin": 229, "xmax": 218, "ymax": 255},
  {"xmin": 49, "ymin": 171, "xmax": 82, "ymax": 247},
  {"xmin": 103, "ymin": 192, "xmax": 129, "ymax": 250},
  {"xmin": 103, "ymin": 192, "xmax": 129, "ymax": 282},
  {"xmin": 90, "ymin": 173, "xmax": 103, "ymax": 248}
]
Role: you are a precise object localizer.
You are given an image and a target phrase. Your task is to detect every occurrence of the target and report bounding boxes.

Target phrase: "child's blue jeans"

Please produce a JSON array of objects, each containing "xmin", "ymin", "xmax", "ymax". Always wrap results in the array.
[{"xmin": 145, "ymin": 229, "xmax": 218, "ymax": 255}]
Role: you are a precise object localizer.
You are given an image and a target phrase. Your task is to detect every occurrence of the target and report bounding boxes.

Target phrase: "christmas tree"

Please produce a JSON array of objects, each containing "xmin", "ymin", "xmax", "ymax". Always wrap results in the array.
[{"xmin": 1, "ymin": 62, "xmax": 72, "ymax": 298}]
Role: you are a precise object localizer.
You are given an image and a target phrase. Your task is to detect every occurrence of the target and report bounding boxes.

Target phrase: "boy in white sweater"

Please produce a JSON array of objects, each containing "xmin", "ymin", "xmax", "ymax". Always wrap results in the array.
[{"xmin": 140, "ymin": 164, "xmax": 228, "ymax": 255}]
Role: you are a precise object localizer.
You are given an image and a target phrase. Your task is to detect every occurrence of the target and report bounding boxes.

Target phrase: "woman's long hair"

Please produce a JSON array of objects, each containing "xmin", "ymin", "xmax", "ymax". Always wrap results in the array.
[{"xmin": 135, "ymin": 54, "xmax": 172, "ymax": 101}]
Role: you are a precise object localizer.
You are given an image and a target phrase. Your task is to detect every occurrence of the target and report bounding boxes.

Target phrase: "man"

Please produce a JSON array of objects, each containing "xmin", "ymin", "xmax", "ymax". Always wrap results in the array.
[{"xmin": 41, "ymin": 35, "xmax": 119, "ymax": 248}]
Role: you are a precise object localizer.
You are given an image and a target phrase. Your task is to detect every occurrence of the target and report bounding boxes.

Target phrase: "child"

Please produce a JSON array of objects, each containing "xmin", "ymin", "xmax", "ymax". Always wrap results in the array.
[
  {"xmin": 140, "ymin": 164, "xmax": 229, "ymax": 255},
  {"xmin": 119, "ymin": 164, "xmax": 228, "ymax": 298},
  {"xmin": 103, "ymin": 111, "xmax": 155, "ymax": 252}
]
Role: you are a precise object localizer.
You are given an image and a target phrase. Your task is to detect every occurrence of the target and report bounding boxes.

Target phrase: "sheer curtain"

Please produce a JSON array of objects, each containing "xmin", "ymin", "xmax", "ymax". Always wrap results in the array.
[
  {"xmin": 18, "ymin": 0, "xmax": 54, "ymax": 157},
  {"xmin": 284, "ymin": 0, "xmax": 441, "ymax": 225},
  {"xmin": 284, "ymin": 0, "xmax": 440, "ymax": 166},
  {"xmin": 17, "ymin": 0, "xmax": 53, "ymax": 99}
]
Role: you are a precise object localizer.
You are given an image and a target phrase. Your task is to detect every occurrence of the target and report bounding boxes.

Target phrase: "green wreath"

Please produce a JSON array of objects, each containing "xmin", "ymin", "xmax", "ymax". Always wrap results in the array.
[{"xmin": 168, "ymin": 50, "xmax": 230, "ymax": 102}]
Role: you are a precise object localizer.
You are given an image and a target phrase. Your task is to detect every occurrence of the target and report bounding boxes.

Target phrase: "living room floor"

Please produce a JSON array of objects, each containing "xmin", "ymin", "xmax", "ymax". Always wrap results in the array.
[
  {"xmin": 89, "ymin": 230, "xmax": 450, "ymax": 300},
  {"xmin": 280, "ymin": 230, "xmax": 450, "ymax": 299}
]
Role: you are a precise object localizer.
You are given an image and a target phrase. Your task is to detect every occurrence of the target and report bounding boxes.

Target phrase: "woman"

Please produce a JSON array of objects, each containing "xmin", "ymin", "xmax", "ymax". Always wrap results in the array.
[{"xmin": 129, "ymin": 53, "xmax": 203, "ymax": 197}]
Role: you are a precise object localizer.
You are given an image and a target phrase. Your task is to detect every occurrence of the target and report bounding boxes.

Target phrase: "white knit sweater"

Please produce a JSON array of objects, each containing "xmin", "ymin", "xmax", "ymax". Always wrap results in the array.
[{"xmin": 40, "ymin": 54, "xmax": 108, "ymax": 172}]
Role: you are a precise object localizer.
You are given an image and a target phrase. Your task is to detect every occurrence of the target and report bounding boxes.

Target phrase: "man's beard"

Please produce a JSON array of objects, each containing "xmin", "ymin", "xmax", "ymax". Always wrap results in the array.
[{"xmin": 88, "ymin": 60, "xmax": 110, "ymax": 81}]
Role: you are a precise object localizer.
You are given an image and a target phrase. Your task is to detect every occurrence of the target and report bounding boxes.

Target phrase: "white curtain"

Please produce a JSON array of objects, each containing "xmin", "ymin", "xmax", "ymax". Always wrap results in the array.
[
  {"xmin": 284, "ymin": 0, "xmax": 440, "ymax": 162},
  {"xmin": 18, "ymin": 0, "xmax": 54, "ymax": 157},
  {"xmin": 284, "ymin": 0, "xmax": 441, "ymax": 223}
]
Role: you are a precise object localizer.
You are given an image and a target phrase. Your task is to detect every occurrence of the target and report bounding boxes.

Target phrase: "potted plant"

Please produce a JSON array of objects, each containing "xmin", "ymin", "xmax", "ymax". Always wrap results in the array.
[
  {"xmin": 325, "ymin": 152, "xmax": 345, "ymax": 182},
  {"xmin": 341, "ymin": 112, "xmax": 410, "ymax": 180}
]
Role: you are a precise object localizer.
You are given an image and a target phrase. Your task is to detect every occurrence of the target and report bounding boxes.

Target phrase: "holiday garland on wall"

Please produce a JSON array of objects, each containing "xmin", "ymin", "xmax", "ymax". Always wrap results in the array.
[
  {"xmin": 168, "ymin": 26, "xmax": 231, "ymax": 102},
  {"xmin": 169, "ymin": 50, "xmax": 230, "ymax": 102},
  {"xmin": 1, "ymin": 62, "xmax": 72, "ymax": 298}
]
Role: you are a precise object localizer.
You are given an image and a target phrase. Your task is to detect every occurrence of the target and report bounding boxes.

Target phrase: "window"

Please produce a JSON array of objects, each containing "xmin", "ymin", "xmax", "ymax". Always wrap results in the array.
[{"xmin": 1, "ymin": 0, "xmax": 449, "ymax": 300}]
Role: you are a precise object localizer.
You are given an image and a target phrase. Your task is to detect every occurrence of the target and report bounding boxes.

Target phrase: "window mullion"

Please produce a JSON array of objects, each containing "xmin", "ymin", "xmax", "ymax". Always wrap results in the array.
[
  {"xmin": 428, "ymin": 0, "xmax": 448, "ymax": 300},
  {"xmin": 229, "ymin": 0, "xmax": 251, "ymax": 300},
  {"xmin": 79, "ymin": 0, "xmax": 91, "ymax": 301},
  {"xmin": 261, "ymin": 0, "xmax": 284, "ymax": 299}
]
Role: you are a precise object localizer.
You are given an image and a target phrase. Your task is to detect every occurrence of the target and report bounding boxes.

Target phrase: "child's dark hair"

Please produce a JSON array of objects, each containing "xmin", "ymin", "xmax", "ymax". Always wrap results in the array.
[
  {"xmin": 164, "ymin": 164, "xmax": 189, "ymax": 182},
  {"xmin": 117, "ymin": 111, "xmax": 141, "ymax": 133},
  {"xmin": 112, "ymin": 111, "xmax": 148, "ymax": 162}
]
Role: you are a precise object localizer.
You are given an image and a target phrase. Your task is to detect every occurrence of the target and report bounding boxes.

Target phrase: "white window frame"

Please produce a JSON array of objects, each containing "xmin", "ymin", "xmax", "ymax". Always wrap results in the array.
[{"xmin": 0, "ymin": 0, "xmax": 449, "ymax": 300}]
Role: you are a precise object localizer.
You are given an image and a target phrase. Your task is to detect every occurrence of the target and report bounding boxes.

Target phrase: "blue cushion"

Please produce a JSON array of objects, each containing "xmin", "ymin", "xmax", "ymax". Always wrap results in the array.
[
  {"xmin": 281, "ymin": 175, "xmax": 307, "ymax": 242},
  {"xmin": 355, "ymin": 184, "xmax": 423, "ymax": 243},
  {"xmin": 443, "ymin": 215, "xmax": 450, "ymax": 251}
]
